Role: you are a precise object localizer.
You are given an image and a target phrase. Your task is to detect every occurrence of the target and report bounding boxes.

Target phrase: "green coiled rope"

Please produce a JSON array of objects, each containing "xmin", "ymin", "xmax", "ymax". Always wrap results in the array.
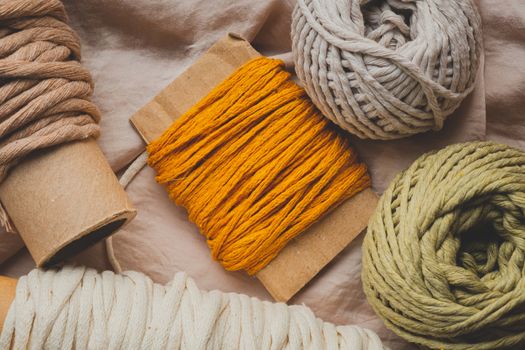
[{"xmin": 362, "ymin": 141, "xmax": 525, "ymax": 349}]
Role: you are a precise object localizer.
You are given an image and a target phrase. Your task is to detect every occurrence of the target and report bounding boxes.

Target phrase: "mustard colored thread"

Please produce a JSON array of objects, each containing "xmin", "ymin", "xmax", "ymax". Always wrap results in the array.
[{"xmin": 148, "ymin": 57, "xmax": 370, "ymax": 275}]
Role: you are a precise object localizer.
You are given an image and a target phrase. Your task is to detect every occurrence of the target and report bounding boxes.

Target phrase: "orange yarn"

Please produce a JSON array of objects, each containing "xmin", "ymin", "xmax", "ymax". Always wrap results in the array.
[{"xmin": 147, "ymin": 57, "xmax": 370, "ymax": 275}]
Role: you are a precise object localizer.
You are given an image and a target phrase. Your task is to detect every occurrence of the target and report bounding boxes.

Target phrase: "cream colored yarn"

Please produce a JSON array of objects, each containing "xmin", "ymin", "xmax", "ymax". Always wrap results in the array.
[
  {"xmin": 292, "ymin": 0, "xmax": 482, "ymax": 140},
  {"xmin": 362, "ymin": 141, "xmax": 525, "ymax": 349},
  {"xmin": 0, "ymin": 266, "xmax": 386, "ymax": 350}
]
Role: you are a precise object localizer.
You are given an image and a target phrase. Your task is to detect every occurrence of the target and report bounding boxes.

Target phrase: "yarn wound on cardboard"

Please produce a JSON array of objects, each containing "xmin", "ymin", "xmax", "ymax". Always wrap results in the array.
[{"xmin": 148, "ymin": 56, "xmax": 370, "ymax": 275}]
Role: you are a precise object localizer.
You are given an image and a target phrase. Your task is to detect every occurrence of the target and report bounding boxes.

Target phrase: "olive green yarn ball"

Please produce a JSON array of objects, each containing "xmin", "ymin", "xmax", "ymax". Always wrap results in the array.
[{"xmin": 362, "ymin": 141, "xmax": 525, "ymax": 349}]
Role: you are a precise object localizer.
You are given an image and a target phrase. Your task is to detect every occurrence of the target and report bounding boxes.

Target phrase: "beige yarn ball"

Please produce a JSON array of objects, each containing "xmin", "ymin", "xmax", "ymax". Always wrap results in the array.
[{"xmin": 291, "ymin": 0, "xmax": 482, "ymax": 140}]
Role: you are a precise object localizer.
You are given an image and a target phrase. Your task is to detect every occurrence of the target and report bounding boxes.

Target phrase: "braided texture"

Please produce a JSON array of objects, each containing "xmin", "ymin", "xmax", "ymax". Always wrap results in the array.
[
  {"xmin": 362, "ymin": 141, "xmax": 525, "ymax": 349},
  {"xmin": 0, "ymin": 266, "xmax": 385, "ymax": 350},
  {"xmin": 0, "ymin": 0, "xmax": 100, "ymax": 181},
  {"xmin": 292, "ymin": 0, "xmax": 482, "ymax": 140}
]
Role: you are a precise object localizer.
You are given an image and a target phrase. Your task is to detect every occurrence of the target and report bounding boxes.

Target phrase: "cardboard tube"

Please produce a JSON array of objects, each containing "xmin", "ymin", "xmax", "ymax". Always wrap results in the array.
[
  {"xmin": 0, "ymin": 139, "xmax": 136, "ymax": 267},
  {"xmin": 0, "ymin": 276, "xmax": 16, "ymax": 332}
]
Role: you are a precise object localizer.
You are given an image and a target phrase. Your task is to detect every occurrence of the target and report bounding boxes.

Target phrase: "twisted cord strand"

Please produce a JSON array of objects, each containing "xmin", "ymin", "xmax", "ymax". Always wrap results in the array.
[{"xmin": 106, "ymin": 151, "xmax": 149, "ymax": 273}]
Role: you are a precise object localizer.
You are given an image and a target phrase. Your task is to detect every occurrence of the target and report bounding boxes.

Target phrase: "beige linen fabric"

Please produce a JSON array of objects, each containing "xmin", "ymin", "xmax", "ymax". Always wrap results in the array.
[{"xmin": 1, "ymin": 0, "xmax": 524, "ymax": 349}]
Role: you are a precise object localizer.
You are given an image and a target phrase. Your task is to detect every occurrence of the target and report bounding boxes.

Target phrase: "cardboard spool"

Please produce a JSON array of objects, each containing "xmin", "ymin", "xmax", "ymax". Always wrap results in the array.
[
  {"xmin": 0, "ymin": 139, "xmax": 136, "ymax": 267},
  {"xmin": 130, "ymin": 34, "xmax": 378, "ymax": 302}
]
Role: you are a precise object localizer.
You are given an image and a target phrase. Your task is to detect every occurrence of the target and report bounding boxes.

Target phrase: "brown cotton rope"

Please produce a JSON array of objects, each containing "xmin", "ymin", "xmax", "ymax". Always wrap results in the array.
[{"xmin": 0, "ymin": 0, "xmax": 100, "ymax": 230}]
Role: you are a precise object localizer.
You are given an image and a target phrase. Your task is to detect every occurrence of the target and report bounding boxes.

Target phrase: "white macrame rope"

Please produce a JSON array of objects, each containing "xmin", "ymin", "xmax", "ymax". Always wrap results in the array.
[
  {"xmin": 292, "ymin": 0, "xmax": 482, "ymax": 140},
  {"xmin": 0, "ymin": 266, "xmax": 386, "ymax": 349}
]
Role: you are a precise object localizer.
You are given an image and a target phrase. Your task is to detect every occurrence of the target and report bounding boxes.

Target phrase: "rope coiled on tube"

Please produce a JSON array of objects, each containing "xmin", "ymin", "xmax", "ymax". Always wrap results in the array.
[
  {"xmin": 0, "ymin": 0, "xmax": 100, "ymax": 231},
  {"xmin": 362, "ymin": 141, "xmax": 525, "ymax": 349},
  {"xmin": 0, "ymin": 0, "xmax": 100, "ymax": 181}
]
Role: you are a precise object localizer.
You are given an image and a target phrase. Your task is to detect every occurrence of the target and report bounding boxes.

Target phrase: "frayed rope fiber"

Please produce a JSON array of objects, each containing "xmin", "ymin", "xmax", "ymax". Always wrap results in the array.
[
  {"xmin": 362, "ymin": 141, "xmax": 525, "ymax": 349},
  {"xmin": 292, "ymin": 0, "xmax": 482, "ymax": 140},
  {"xmin": 147, "ymin": 57, "xmax": 370, "ymax": 275},
  {"xmin": 0, "ymin": 266, "xmax": 386, "ymax": 349}
]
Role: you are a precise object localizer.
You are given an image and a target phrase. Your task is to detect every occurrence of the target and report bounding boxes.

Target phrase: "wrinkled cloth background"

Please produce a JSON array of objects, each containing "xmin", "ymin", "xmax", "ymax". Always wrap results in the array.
[{"xmin": 1, "ymin": 0, "xmax": 524, "ymax": 349}]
